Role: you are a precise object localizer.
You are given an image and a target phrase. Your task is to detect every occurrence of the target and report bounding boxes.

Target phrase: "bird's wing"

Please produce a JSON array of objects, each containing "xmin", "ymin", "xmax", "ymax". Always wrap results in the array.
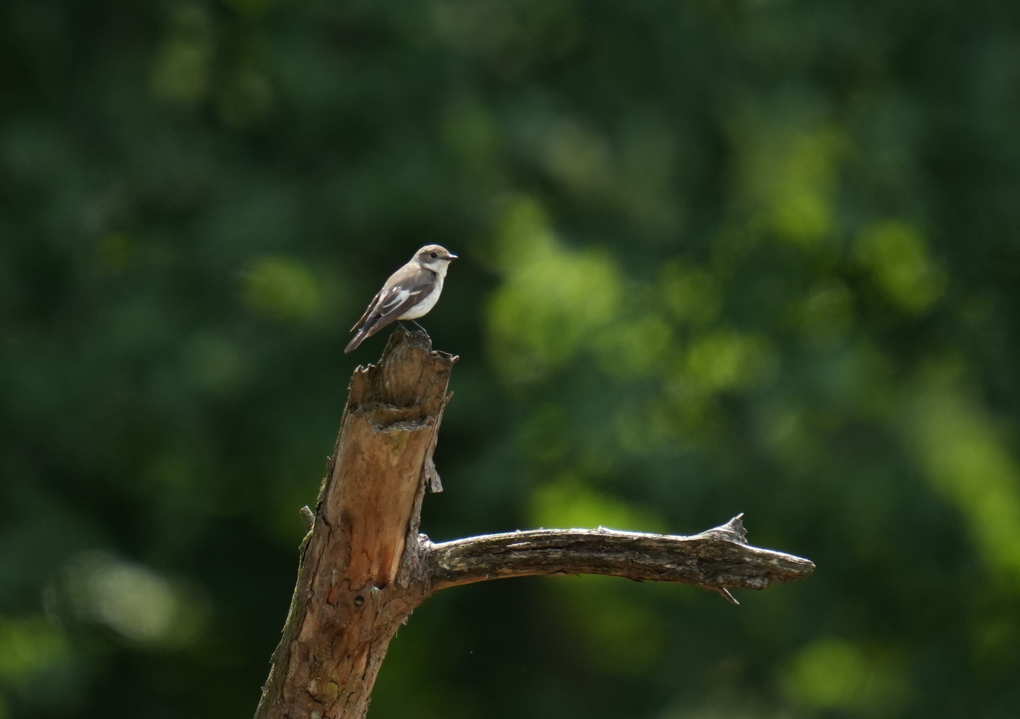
[
  {"xmin": 360, "ymin": 267, "xmax": 437, "ymax": 338},
  {"xmin": 350, "ymin": 289, "xmax": 382, "ymax": 332}
]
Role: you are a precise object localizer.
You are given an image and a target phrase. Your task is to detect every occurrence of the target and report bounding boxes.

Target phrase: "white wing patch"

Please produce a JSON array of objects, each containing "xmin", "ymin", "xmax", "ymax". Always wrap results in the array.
[
  {"xmin": 399, "ymin": 278, "xmax": 443, "ymax": 319},
  {"xmin": 380, "ymin": 288, "xmax": 412, "ymax": 313}
]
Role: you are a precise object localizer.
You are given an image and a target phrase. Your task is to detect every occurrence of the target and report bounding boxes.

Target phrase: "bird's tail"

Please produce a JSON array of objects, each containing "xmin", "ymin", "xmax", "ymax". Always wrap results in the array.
[{"xmin": 344, "ymin": 329, "xmax": 368, "ymax": 354}]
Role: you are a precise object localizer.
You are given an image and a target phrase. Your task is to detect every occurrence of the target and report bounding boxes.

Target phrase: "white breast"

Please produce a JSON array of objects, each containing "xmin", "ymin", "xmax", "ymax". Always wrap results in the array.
[{"xmin": 398, "ymin": 274, "xmax": 444, "ymax": 319}]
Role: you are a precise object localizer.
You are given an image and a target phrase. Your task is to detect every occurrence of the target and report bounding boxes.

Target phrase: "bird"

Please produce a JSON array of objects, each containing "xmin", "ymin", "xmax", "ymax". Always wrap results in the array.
[{"xmin": 344, "ymin": 244, "xmax": 458, "ymax": 353}]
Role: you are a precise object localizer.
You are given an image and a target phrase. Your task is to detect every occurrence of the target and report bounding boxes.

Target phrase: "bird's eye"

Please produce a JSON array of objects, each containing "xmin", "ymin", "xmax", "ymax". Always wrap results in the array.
[{"xmin": 430, "ymin": 252, "xmax": 437, "ymax": 258}]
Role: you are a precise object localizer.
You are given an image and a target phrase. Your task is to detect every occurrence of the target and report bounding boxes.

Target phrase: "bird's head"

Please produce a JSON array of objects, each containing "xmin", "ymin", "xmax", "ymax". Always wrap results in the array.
[{"xmin": 415, "ymin": 245, "xmax": 458, "ymax": 273}]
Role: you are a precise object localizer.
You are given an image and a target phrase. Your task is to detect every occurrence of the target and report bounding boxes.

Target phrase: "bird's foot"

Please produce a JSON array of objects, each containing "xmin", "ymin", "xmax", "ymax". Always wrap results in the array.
[{"xmin": 396, "ymin": 321, "xmax": 429, "ymax": 337}]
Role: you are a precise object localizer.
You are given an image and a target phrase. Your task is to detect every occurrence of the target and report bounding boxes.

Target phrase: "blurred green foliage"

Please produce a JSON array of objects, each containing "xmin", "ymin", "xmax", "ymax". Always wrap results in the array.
[{"xmin": 3, "ymin": 0, "xmax": 1020, "ymax": 717}]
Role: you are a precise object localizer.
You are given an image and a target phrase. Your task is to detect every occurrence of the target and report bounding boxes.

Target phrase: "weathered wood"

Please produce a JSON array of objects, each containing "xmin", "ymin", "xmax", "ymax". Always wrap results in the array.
[
  {"xmin": 427, "ymin": 516, "xmax": 814, "ymax": 593},
  {"xmin": 255, "ymin": 328, "xmax": 815, "ymax": 719},
  {"xmin": 255, "ymin": 328, "xmax": 456, "ymax": 719}
]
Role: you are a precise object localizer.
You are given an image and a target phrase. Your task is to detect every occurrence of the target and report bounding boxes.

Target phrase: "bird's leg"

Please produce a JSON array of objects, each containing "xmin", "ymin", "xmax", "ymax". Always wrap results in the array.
[{"xmin": 396, "ymin": 320, "xmax": 427, "ymax": 337}]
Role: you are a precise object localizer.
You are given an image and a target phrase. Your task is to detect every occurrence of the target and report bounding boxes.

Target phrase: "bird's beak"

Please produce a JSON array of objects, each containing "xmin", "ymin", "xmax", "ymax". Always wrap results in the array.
[{"xmin": 447, "ymin": 253, "xmax": 458, "ymax": 260}]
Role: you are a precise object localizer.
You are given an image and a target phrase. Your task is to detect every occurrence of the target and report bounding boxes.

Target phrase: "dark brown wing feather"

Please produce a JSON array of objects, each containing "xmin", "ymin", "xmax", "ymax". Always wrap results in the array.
[
  {"xmin": 361, "ymin": 271, "xmax": 437, "ymax": 335},
  {"xmin": 345, "ymin": 266, "xmax": 437, "ymax": 353},
  {"xmin": 350, "ymin": 290, "xmax": 382, "ymax": 332}
]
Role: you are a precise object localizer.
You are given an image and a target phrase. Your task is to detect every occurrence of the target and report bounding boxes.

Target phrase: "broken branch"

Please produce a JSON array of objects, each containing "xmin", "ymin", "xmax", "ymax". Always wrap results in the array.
[{"xmin": 427, "ymin": 516, "xmax": 814, "ymax": 593}]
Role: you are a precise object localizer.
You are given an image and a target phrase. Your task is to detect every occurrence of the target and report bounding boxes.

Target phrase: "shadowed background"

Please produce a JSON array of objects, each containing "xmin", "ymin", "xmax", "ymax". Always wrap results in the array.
[{"xmin": 3, "ymin": 0, "xmax": 1020, "ymax": 717}]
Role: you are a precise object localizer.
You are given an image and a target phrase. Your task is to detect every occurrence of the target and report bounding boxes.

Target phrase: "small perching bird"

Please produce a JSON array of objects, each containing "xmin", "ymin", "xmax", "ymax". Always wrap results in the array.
[{"xmin": 344, "ymin": 244, "xmax": 458, "ymax": 353}]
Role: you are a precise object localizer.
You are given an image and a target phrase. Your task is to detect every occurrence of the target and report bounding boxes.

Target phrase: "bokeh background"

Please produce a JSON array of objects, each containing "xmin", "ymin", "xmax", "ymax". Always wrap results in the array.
[{"xmin": 4, "ymin": 0, "xmax": 1020, "ymax": 717}]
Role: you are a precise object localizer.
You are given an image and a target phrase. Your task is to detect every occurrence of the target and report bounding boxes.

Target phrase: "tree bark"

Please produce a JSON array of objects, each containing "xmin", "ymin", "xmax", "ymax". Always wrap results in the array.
[
  {"xmin": 427, "ymin": 517, "xmax": 811, "ymax": 598},
  {"xmin": 254, "ymin": 328, "xmax": 815, "ymax": 719},
  {"xmin": 254, "ymin": 328, "xmax": 453, "ymax": 719}
]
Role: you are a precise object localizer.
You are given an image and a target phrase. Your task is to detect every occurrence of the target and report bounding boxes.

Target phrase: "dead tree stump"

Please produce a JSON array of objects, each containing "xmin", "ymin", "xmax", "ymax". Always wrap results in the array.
[{"xmin": 254, "ymin": 328, "xmax": 815, "ymax": 719}]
